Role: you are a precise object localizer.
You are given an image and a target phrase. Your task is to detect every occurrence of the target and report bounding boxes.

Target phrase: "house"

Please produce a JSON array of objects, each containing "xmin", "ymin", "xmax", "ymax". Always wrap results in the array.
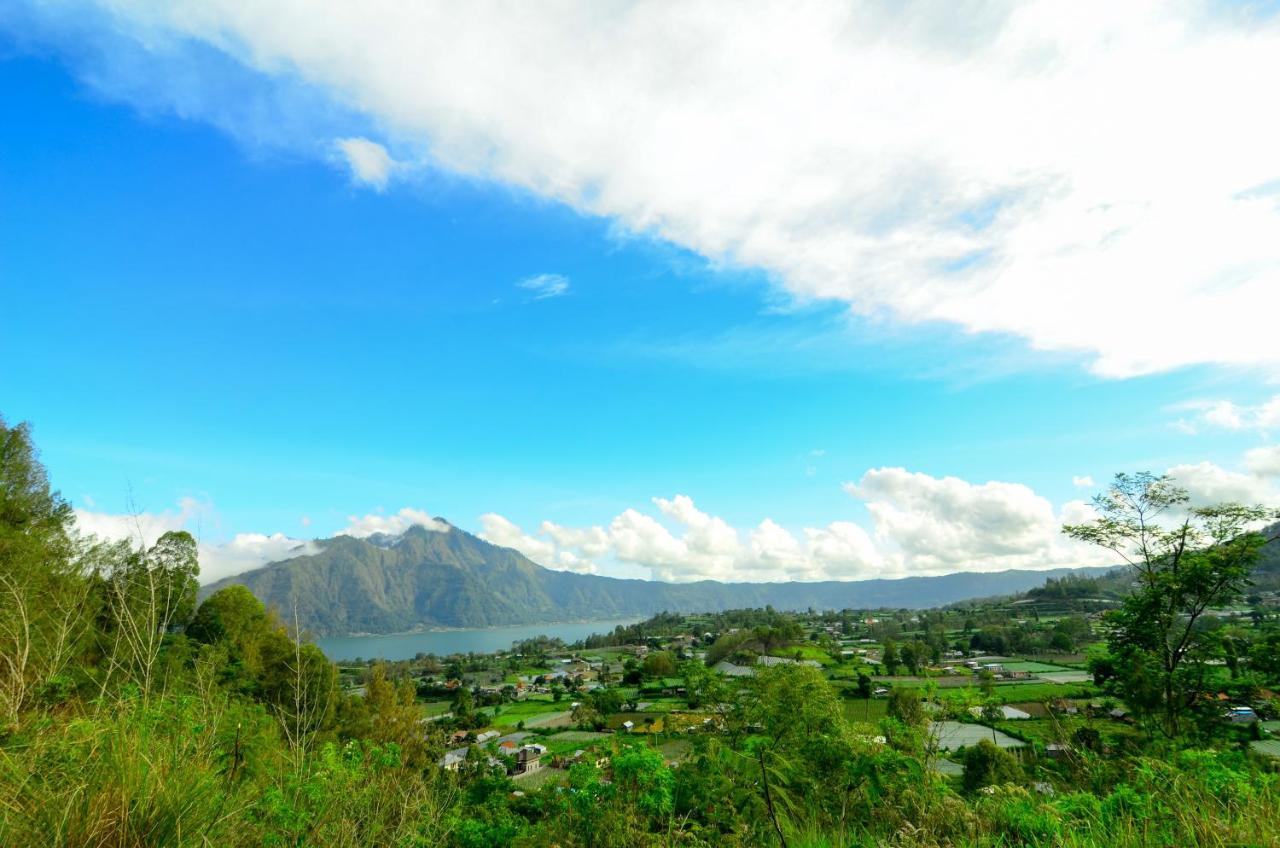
[
  {"xmin": 622, "ymin": 720, "xmax": 635, "ymax": 732},
  {"xmin": 515, "ymin": 744, "xmax": 547, "ymax": 775},
  {"xmin": 439, "ymin": 747, "xmax": 469, "ymax": 771},
  {"xmin": 1226, "ymin": 706, "xmax": 1258, "ymax": 724},
  {"xmin": 475, "ymin": 730, "xmax": 500, "ymax": 744}
]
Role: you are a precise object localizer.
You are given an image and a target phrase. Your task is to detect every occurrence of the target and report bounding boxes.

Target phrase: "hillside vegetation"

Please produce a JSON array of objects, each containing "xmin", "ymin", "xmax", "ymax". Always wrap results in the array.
[{"xmin": 5, "ymin": 416, "xmax": 1280, "ymax": 847}]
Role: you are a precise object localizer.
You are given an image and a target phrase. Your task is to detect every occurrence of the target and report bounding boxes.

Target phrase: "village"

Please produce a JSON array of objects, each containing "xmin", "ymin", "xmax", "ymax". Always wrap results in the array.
[{"xmin": 338, "ymin": 598, "xmax": 1280, "ymax": 789}]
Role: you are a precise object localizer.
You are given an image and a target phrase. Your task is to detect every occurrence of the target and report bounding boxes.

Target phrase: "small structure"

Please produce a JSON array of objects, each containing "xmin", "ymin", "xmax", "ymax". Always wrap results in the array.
[
  {"xmin": 622, "ymin": 720, "xmax": 635, "ymax": 732},
  {"xmin": 515, "ymin": 744, "xmax": 547, "ymax": 774},
  {"xmin": 475, "ymin": 730, "xmax": 500, "ymax": 744},
  {"xmin": 1226, "ymin": 706, "xmax": 1259, "ymax": 724},
  {"xmin": 439, "ymin": 747, "xmax": 468, "ymax": 771}
]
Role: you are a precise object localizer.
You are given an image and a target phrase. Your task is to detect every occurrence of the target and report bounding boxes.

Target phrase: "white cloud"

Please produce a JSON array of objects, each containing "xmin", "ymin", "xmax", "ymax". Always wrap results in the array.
[
  {"xmin": 14, "ymin": 1, "xmax": 1280, "ymax": 376},
  {"xmin": 335, "ymin": 137, "xmax": 398, "ymax": 189},
  {"xmin": 479, "ymin": 513, "xmax": 597, "ymax": 574},
  {"xmin": 1166, "ymin": 461, "xmax": 1278, "ymax": 507},
  {"xmin": 477, "ymin": 474, "xmax": 1107, "ymax": 583},
  {"xmin": 517, "ymin": 273, "xmax": 571, "ymax": 300},
  {"xmin": 1072, "ymin": 475, "xmax": 1095, "ymax": 488},
  {"xmin": 200, "ymin": 532, "xmax": 318, "ymax": 582},
  {"xmin": 73, "ymin": 496, "xmax": 205, "ymax": 548},
  {"xmin": 1245, "ymin": 445, "xmax": 1280, "ymax": 478},
  {"xmin": 845, "ymin": 468, "xmax": 1107, "ymax": 575},
  {"xmin": 72, "ymin": 498, "xmax": 315, "ymax": 582},
  {"xmin": 337, "ymin": 507, "xmax": 449, "ymax": 537},
  {"xmin": 1177, "ymin": 395, "xmax": 1280, "ymax": 435}
]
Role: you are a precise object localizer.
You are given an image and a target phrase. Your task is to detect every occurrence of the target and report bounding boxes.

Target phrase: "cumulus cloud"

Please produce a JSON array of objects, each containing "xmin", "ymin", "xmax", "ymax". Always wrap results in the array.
[
  {"xmin": 337, "ymin": 507, "xmax": 449, "ymax": 537},
  {"xmin": 11, "ymin": 1, "xmax": 1280, "ymax": 376},
  {"xmin": 1072, "ymin": 475, "xmax": 1095, "ymax": 488},
  {"xmin": 1245, "ymin": 446, "xmax": 1280, "ymax": 478},
  {"xmin": 73, "ymin": 496, "xmax": 206, "ymax": 548},
  {"xmin": 479, "ymin": 513, "xmax": 598, "ymax": 574},
  {"xmin": 846, "ymin": 468, "xmax": 1107, "ymax": 575},
  {"xmin": 72, "ymin": 498, "xmax": 315, "ymax": 582},
  {"xmin": 477, "ymin": 473, "xmax": 1109, "ymax": 583},
  {"xmin": 517, "ymin": 273, "xmax": 571, "ymax": 300},
  {"xmin": 200, "ymin": 532, "xmax": 319, "ymax": 582},
  {"xmin": 1175, "ymin": 395, "xmax": 1280, "ymax": 435},
  {"xmin": 1166, "ymin": 461, "xmax": 1279, "ymax": 507},
  {"xmin": 335, "ymin": 137, "xmax": 398, "ymax": 189}
]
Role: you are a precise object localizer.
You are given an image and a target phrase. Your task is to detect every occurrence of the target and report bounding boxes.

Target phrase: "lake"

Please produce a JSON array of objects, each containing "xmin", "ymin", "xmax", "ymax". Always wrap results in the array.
[{"xmin": 315, "ymin": 618, "xmax": 641, "ymax": 661}]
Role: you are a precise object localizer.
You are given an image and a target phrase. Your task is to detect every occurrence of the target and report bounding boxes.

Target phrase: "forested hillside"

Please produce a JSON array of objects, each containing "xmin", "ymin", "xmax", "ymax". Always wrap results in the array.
[{"xmin": 205, "ymin": 523, "xmax": 1117, "ymax": 635}]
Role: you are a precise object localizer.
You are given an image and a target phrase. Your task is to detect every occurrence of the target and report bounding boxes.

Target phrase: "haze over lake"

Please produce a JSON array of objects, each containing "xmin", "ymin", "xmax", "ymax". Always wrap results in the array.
[{"xmin": 315, "ymin": 618, "xmax": 641, "ymax": 661}]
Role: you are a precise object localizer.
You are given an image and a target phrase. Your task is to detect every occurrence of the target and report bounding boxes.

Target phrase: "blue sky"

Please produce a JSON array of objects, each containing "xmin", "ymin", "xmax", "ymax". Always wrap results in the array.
[{"xmin": 2, "ymin": 3, "xmax": 1278, "ymax": 583}]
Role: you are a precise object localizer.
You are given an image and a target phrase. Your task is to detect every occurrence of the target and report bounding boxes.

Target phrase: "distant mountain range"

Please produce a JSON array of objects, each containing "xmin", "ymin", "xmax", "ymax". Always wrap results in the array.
[{"xmin": 200, "ymin": 521, "xmax": 1120, "ymax": 636}]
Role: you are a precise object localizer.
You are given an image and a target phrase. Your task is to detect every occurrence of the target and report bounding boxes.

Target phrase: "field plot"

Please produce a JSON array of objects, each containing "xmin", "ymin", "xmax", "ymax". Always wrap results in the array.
[
  {"xmin": 1000, "ymin": 661, "xmax": 1072, "ymax": 673},
  {"xmin": 545, "ymin": 730, "xmax": 612, "ymax": 743},
  {"xmin": 842, "ymin": 698, "xmax": 889, "ymax": 724},
  {"xmin": 523, "ymin": 710, "xmax": 574, "ymax": 729},
  {"xmin": 1038, "ymin": 670, "xmax": 1092, "ymax": 684},
  {"xmin": 931, "ymin": 721, "xmax": 1026, "ymax": 750}
]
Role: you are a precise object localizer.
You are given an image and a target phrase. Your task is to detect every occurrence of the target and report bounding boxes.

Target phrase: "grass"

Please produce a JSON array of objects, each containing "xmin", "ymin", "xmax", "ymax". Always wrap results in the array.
[
  {"xmin": 841, "ymin": 697, "xmax": 888, "ymax": 724},
  {"xmin": 999, "ymin": 661, "xmax": 1073, "ymax": 673}
]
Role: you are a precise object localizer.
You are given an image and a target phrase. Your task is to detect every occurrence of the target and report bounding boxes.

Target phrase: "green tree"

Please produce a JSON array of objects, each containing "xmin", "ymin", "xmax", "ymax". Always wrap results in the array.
[
  {"xmin": 961, "ymin": 738, "xmax": 1022, "ymax": 793},
  {"xmin": 882, "ymin": 639, "xmax": 899, "ymax": 676},
  {"xmin": 1065, "ymin": 472, "xmax": 1279, "ymax": 736},
  {"xmin": 886, "ymin": 687, "xmax": 925, "ymax": 728},
  {"xmin": 642, "ymin": 650, "xmax": 677, "ymax": 679},
  {"xmin": 0, "ymin": 418, "xmax": 88, "ymax": 725}
]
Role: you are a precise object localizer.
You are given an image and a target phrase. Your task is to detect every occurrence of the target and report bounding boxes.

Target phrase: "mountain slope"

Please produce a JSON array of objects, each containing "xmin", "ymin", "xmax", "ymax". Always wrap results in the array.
[{"xmin": 201, "ymin": 522, "xmax": 1120, "ymax": 636}]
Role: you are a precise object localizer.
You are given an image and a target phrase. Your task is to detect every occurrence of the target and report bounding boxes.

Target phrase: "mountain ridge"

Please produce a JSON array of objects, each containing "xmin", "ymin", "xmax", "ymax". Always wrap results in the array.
[{"xmin": 201, "ymin": 521, "xmax": 1121, "ymax": 636}]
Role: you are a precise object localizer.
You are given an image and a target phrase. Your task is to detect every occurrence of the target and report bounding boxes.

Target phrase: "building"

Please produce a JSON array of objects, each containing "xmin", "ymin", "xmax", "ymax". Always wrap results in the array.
[
  {"xmin": 515, "ymin": 744, "xmax": 547, "ymax": 774},
  {"xmin": 439, "ymin": 747, "xmax": 468, "ymax": 771}
]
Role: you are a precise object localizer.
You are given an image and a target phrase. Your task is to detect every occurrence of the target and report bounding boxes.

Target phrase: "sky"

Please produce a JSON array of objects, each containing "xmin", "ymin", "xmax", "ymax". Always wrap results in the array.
[{"xmin": 2, "ymin": 1, "xmax": 1279, "ymax": 585}]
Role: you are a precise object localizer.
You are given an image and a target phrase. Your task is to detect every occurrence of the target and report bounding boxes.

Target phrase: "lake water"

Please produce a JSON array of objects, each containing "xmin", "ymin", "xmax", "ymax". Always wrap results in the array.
[{"xmin": 315, "ymin": 618, "xmax": 641, "ymax": 661}]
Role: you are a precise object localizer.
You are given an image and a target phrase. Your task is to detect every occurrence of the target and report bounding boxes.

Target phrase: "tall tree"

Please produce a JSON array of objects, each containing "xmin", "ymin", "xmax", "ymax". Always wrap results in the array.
[
  {"xmin": 0, "ymin": 418, "xmax": 88, "ymax": 725},
  {"xmin": 1065, "ymin": 472, "xmax": 1278, "ymax": 736}
]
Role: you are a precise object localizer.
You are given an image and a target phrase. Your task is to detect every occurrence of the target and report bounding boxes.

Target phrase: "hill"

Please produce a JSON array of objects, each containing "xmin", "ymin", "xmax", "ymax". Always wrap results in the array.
[{"xmin": 201, "ymin": 521, "xmax": 1118, "ymax": 635}]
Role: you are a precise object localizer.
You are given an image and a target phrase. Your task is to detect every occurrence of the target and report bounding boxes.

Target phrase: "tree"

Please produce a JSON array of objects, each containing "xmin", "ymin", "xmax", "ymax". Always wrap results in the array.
[
  {"xmin": 642, "ymin": 650, "xmax": 676, "ymax": 679},
  {"xmin": 961, "ymin": 739, "xmax": 1021, "ymax": 793},
  {"xmin": 0, "ymin": 418, "xmax": 87, "ymax": 725},
  {"xmin": 886, "ymin": 687, "xmax": 924, "ymax": 728},
  {"xmin": 882, "ymin": 639, "xmax": 899, "ymax": 676},
  {"xmin": 1064, "ymin": 472, "xmax": 1279, "ymax": 736},
  {"xmin": 855, "ymin": 672, "xmax": 873, "ymax": 700},
  {"xmin": 899, "ymin": 642, "xmax": 919, "ymax": 676}
]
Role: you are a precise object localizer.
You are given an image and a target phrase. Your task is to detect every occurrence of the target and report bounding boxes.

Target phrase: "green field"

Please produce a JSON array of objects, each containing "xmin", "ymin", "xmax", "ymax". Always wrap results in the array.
[
  {"xmin": 842, "ymin": 698, "xmax": 889, "ymax": 724},
  {"xmin": 999, "ymin": 661, "xmax": 1072, "ymax": 673}
]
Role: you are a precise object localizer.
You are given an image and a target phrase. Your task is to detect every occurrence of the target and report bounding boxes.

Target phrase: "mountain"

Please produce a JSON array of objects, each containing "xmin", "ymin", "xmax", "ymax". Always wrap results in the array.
[{"xmin": 200, "ymin": 521, "xmax": 1120, "ymax": 636}]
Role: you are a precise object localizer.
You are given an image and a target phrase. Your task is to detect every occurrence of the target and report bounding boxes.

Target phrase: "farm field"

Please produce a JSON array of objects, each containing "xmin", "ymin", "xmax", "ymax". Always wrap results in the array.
[{"xmin": 931, "ymin": 721, "xmax": 1027, "ymax": 750}]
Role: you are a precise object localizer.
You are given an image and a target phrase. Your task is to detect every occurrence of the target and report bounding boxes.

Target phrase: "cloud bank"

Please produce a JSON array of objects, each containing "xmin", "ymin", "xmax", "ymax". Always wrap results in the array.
[
  {"xmin": 11, "ymin": 1, "xmax": 1280, "ymax": 377},
  {"xmin": 481, "ymin": 471, "xmax": 1113, "ymax": 583},
  {"xmin": 73, "ymin": 498, "xmax": 317, "ymax": 583},
  {"xmin": 337, "ymin": 507, "xmax": 450, "ymax": 538},
  {"xmin": 481, "ymin": 451, "xmax": 1280, "ymax": 582}
]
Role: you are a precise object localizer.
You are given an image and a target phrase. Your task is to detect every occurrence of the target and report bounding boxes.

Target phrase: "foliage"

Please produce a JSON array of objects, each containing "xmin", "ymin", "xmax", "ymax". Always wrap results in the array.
[{"xmin": 1065, "ymin": 472, "xmax": 1279, "ymax": 736}]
